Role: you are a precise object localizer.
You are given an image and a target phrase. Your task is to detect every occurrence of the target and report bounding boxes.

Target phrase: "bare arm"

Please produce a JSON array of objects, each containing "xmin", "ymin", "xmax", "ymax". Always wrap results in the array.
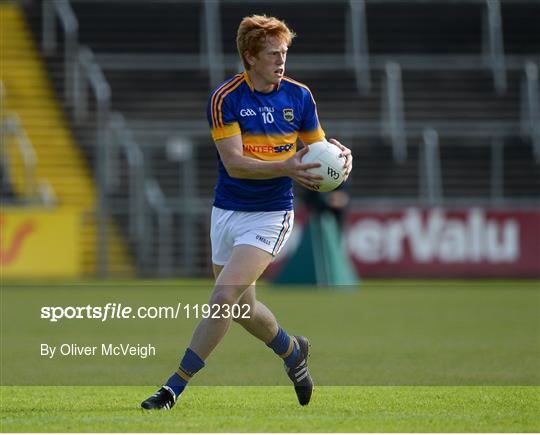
[{"xmin": 215, "ymin": 135, "xmax": 323, "ymax": 187}]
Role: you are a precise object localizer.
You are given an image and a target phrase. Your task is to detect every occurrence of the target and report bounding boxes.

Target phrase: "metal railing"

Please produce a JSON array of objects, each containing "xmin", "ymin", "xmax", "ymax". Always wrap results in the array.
[
  {"xmin": 109, "ymin": 113, "xmax": 146, "ymax": 249},
  {"xmin": 73, "ymin": 46, "xmax": 112, "ymax": 276},
  {"xmin": 1, "ymin": 81, "xmax": 55, "ymax": 205},
  {"xmin": 42, "ymin": 0, "xmax": 78, "ymax": 105},
  {"xmin": 1, "ymin": 114, "xmax": 37, "ymax": 201},
  {"xmin": 348, "ymin": 0, "xmax": 371, "ymax": 94},
  {"xmin": 74, "ymin": 48, "xmax": 111, "ymax": 125},
  {"xmin": 145, "ymin": 179, "xmax": 173, "ymax": 277},
  {"xmin": 203, "ymin": 0, "xmax": 225, "ymax": 88},
  {"xmin": 419, "ymin": 128, "xmax": 443, "ymax": 205},
  {"xmin": 79, "ymin": 0, "xmax": 537, "ymax": 104},
  {"xmin": 40, "ymin": 1, "xmax": 152, "ymax": 276},
  {"xmin": 520, "ymin": 61, "xmax": 540, "ymax": 162},
  {"xmin": 483, "ymin": 0, "xmax": 507, "ymax": 95},
  {"xmin": 381, "ymin": 62, "xmax": 407, "ymax": 162},
  {"xmin": 1, "ymin": 114, "xmax": 55, "ymax": 205},
  {"xmin": 165, "ymin": 136, "xmax": 199, "ymax": 274}
]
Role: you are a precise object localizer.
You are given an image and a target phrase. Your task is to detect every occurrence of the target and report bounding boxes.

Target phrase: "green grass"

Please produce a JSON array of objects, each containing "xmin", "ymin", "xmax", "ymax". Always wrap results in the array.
[
  {"xmin": 1, "ymin": 386, "xmax": 539, "ymax": 432},
  {"xmin": 1, "ymin": 279, "xmax": 539, "ymax": 431},
  {"xmin": 2, "ymin": 280, "xmax": 538, "ymax": 386}
]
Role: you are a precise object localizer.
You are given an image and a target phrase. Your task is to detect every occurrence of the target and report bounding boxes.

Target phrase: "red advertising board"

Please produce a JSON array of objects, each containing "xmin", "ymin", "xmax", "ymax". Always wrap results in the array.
[
  {"xmin": 270, "ymin": 208, "xmax": 540, "ymax": 278},
  {"xmin": 346, "ymin": 208, "xmax": 539, "ymax": 278}
]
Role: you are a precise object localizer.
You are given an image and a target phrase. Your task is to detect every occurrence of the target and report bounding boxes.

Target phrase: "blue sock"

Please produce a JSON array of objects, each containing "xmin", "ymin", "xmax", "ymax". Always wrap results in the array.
[
  {"xmin": 267, "ymin": 326, "xmax": 298, "ymax": 368},
  {"xmin": 165, "ymin": 348, "xmax": 205, "ymax": 398}
]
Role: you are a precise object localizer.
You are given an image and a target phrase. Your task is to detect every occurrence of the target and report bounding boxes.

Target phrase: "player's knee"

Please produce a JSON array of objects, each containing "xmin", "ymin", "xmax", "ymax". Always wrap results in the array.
[{"xmin": 209, "ymin": 285, "xmax": 240, "ymax": 307}]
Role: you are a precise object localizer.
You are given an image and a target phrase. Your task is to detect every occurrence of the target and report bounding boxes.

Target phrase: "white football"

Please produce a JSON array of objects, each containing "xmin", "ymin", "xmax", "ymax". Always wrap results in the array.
[{"xmin": 301, "ymin": 140, "xmax": 346, "ymax": 192}]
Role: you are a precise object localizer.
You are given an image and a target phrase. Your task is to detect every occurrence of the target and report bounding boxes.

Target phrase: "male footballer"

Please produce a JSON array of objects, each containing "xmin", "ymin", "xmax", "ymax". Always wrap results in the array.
[{"xmin": 141, "ymin": 14, "xmax": 353, "ymax": 410}]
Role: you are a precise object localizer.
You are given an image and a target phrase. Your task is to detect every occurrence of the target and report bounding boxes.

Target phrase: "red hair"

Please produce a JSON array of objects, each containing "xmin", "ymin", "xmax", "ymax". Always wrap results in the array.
[{"xmin": 236, "ymin": 15, "xmax": 295, "ymax": 70}]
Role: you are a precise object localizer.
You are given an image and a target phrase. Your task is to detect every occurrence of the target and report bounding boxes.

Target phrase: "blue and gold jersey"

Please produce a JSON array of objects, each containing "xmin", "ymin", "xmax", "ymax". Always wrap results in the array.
[{"xmin": 207, "ymin": 71, "xmax": 325, "ymax": 211}]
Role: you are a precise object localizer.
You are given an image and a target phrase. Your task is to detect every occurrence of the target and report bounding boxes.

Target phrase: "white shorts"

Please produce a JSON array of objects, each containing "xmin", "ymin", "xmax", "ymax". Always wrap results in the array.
[{"xmin": 210, "ymin": 207, "xmax": 294, "ymax": 266}]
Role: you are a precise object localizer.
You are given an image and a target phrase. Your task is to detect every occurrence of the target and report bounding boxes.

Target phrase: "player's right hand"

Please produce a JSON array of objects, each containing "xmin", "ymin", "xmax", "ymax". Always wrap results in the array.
[{"xmin": 284, "ymin": 146, "xmax": 324, "ymax": 190}]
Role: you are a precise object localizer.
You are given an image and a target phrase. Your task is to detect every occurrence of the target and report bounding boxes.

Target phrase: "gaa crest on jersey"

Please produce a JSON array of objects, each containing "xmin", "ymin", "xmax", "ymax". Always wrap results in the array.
[{"xmin": 283, "ymin": 108, "xmax": 294, "ymax": 122}]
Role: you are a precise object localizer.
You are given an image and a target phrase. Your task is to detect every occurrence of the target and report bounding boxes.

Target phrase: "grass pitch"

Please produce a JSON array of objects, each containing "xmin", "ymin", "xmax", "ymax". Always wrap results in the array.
[
  {"xmin": 1, "ymin": 386, "xmax": 539, "ymax": 432},
  {"xmin": 1, "ymin": 279, "xmax": 539, "ymax": 431}
]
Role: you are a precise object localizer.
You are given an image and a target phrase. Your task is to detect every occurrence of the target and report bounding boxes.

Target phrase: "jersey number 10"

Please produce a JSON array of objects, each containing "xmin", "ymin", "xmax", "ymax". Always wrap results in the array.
[{"xmin": 261, "ymin": 112, "xmax": 274, "ymax": 124}]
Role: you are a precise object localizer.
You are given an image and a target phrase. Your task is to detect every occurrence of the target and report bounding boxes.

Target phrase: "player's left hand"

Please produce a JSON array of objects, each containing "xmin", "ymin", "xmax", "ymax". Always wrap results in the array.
[{"xmin": 329, "ymin": 138, "xmax": 353, "ymax": 181}]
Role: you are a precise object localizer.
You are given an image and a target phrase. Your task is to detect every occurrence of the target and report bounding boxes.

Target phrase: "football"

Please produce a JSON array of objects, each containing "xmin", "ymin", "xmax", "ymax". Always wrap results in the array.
[{"xmin": 301, "ymin": 140, "xmax": 346, "ymax": 192}]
